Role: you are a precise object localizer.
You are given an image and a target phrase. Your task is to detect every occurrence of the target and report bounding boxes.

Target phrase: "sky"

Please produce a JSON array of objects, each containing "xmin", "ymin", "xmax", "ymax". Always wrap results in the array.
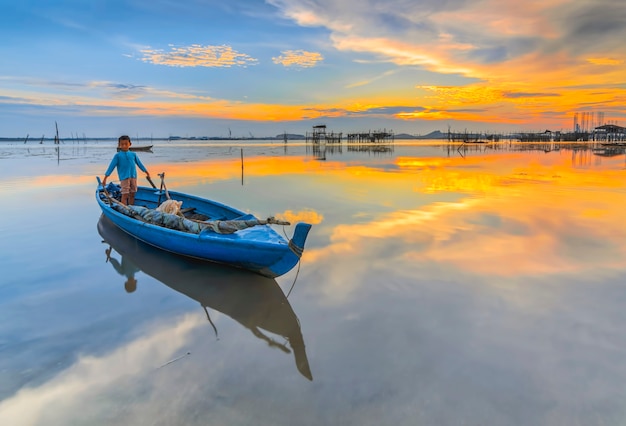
[{"xmin": 0, "ymin": 0, "xmax": 625, "ymax": 138}]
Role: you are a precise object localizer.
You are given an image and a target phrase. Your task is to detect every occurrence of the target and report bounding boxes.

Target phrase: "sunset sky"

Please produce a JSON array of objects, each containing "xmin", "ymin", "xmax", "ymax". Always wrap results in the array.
[{"xmin": 1, "ymin": 0, "xmax": 625, "ymax": 138}]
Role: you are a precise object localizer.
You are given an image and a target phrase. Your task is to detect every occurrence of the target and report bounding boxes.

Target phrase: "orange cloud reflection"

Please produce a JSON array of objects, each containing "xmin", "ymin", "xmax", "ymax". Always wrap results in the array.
[{"xmin": 304, "ymin": 151, "xmax": 626, "ymax": 278}]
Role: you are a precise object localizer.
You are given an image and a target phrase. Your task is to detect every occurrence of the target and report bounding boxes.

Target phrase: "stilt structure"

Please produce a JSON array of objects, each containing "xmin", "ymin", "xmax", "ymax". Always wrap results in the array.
[
  {"xmin": 346, "ymin": 130, "xmax": 394, "ymax": 144},
  {"xmin": 305, "ymin": 125, "xmax": 342, "ymax": 144}
]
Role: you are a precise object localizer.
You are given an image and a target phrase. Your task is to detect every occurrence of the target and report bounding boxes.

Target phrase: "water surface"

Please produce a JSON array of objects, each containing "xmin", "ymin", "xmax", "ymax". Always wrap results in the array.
[{"xmin": 1, "ymin": 140, "xmax": 626, "ymax": 425}]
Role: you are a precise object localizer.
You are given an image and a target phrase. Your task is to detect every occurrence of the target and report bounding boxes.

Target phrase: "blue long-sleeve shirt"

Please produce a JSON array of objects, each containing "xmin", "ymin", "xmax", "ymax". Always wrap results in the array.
[{"xmin": 104, "ymin": 151, "xmax": 148, "ymax": 180}]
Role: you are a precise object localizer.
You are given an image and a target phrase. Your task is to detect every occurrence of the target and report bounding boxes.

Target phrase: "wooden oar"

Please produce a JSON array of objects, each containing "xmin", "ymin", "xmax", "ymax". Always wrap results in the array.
[{"xmin": 146, "ymin": 176, "xmax": 157, "ymax": 188}]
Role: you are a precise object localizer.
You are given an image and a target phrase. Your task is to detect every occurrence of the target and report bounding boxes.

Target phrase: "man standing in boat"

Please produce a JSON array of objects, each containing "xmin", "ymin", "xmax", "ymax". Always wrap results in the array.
[{"xmin": 102, "ymin": 135, "xmax": 151, "ymax": 205}]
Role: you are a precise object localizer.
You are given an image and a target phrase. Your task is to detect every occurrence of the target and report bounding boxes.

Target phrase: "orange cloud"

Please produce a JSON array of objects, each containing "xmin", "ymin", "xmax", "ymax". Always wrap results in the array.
[
  {"xmin": 277, "ymin": 209, "xmax": 324, "ymax": 224},
  {"xmin": 140, "ymin": 44, "xmax": 258, "ymax": 68},
  {"xmin": 272, "ymin": 50, "xmax": 324, "ymax": 68},
  {"xmin": 586, "ymin": 57, "xmax": 624, "ymax": 66},
  {"xmin": 332, "ymin": 35, "xmax": 473, "ymax": 75}
]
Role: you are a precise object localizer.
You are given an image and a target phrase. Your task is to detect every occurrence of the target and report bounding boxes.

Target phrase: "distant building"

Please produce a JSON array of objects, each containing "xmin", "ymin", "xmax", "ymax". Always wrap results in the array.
[{"xmin": 593, "ymin": 124, "xmax": 626, "ymax": 142}]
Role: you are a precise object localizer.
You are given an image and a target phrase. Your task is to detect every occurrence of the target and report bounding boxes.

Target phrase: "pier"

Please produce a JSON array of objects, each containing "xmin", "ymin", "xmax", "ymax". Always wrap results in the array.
[
  {"xmin": 346, "ymin": 130, "xmax": 394, "ymax": 144},
  {"xmin": 447, "ymin": 129, "xmax": 500, "ymax": 143},
  {"xmin": 305, "ymin": 125, "xmax": 342, "ymax": 144}
]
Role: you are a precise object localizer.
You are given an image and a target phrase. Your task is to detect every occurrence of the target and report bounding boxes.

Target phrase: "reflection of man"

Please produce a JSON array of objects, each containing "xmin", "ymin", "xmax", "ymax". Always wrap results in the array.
[{"xmin": 105, "ymin": 247, "xmax": 140, "ymax": 293}]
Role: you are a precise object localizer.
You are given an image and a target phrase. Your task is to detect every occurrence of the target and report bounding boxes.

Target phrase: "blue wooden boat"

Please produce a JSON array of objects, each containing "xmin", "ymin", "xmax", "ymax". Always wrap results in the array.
[
  {"xmin": 117, "ymin": 145, "xmax": 153, "ymax": 152},
  {"xmin": 97, "ymin": 215, "xmax": 312, "ymax": 380},
  {"xmin": 96, "ymin": 178, "xmax": 312, "ymax": 278}
]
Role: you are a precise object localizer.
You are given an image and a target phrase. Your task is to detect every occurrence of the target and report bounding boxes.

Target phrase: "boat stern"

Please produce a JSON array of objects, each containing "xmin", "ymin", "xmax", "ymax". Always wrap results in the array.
[
  {"xmin": 260, "ymin": 222, "xmax": 312, "ymax": 277},
  {"xmin": 289, "ymin": 222, "xmax": 312, "ymax": 256}
]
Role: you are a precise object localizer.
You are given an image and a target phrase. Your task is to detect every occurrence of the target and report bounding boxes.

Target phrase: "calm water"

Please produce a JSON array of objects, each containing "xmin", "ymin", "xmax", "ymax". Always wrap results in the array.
[{"xmin": 1, "ymin": 140, "xmax": 626, "ymax": 425}]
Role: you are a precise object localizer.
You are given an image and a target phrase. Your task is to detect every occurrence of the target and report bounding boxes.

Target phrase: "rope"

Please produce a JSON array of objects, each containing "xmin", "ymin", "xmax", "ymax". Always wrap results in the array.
[
  {"xmin": 156, "ymin": 352, "xmax": 191, "ymax": 369},
  {"xmin": 203, "ymin": 306, "xmax": 219, "ymax": 340},
  {"xmin": 286, "ymin": 259, "xmax": 301, "ymax": 298},
  {"xmin": 288, "ymin": 239, "xmax": 304, "ymax": 257}
]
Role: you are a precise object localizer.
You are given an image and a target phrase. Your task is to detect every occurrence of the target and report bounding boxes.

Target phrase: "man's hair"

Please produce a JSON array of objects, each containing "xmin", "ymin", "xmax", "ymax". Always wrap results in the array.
[{"xmin": 119, "ymin": 135, "xmax": 131, "ymax": 143}]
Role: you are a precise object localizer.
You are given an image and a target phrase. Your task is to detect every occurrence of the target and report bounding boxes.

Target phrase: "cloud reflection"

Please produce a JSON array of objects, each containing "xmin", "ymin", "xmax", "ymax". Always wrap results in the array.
[
  {"xmin": 303, "ymin": 151, "xmax": 626, "ymax": 284},
  {"xmin": 0, "ymin": 315, "xmax": 202, "ymax": 425}
]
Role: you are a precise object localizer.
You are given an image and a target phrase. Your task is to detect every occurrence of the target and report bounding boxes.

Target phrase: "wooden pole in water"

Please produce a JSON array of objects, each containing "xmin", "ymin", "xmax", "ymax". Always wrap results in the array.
[{"xmin": 241, "ymin": 148, "xmax": 244, "ymax": 185}]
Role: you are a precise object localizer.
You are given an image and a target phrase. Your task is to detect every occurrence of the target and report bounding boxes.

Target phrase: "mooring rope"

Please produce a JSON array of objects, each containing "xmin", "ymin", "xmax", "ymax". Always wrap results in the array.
[
  {"xmin": 286, "ymin": 259, "xmax": 302, "ymax": 298},
  {"xmin": 288, "ymin": 239, "xmax": 304, "ymax": 257}
]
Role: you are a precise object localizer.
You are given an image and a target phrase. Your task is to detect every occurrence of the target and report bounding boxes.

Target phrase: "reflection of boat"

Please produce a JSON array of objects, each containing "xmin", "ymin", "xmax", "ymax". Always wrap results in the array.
[
  {"xmin": 97, "ymin": 215, "xmax": 312, "ymax": 380},
  {"xmin": 592, "ymin": 146, "xmax": 626, "ymax": 157},
  {"xmin": 600, "ymin": 143, "xmax": 626, "ymax": 147},
  {"xmin": 117, "ymin": 145, "xmax": 153, "ymax": 152},
  {"xmin": 95, "ymin": 178, "xmax": 311, "ymax": 278}
]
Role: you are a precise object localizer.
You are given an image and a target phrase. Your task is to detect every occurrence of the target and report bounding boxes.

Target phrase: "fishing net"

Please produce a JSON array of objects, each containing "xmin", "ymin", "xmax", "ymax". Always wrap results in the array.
[{"xmin": 109, "ymin": 201, "xmax": 289, "ymax": 235}]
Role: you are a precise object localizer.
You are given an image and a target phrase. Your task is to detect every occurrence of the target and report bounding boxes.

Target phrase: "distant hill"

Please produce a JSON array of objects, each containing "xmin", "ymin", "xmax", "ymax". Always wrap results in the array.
[
  {"xmin": 274, "ymin": 133, "xmax": 305, "ymax": 140},
  {"xmin": 391, "ymin": 130, "xmax": 446, "ymax": 139},
  {"xmin": 415, "ymin": 130, "xmax": 446, "ymax": 139}
]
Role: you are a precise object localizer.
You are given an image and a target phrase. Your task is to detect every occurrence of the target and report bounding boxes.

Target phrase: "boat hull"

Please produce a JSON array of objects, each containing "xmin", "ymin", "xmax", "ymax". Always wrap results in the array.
[
  {"xmin": 117, "ymin": 145, "xmax": 153, "ymax": 152},
  {"xmin": 96, "ymin": 182, "xmax": 311, "ymax": 277}
]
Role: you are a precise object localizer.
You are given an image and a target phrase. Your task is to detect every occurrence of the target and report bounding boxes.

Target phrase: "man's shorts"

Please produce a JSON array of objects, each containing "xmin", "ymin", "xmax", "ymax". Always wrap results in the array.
[{"xmin": 120, "ymin": 178, "xmax": 138, "ymax": 194}]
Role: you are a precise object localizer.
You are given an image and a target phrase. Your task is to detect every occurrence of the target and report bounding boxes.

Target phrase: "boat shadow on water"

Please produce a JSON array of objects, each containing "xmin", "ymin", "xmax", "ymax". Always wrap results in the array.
[{"xmin": 97, "ymin": 214, "xmax": 313, "ymax": 381}]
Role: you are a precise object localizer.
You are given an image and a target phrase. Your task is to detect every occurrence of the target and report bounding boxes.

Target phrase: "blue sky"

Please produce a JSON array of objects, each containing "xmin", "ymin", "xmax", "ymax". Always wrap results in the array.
[{"xmin": 1, "ymin": 0, "xmax": 625, "ymax": 138}]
